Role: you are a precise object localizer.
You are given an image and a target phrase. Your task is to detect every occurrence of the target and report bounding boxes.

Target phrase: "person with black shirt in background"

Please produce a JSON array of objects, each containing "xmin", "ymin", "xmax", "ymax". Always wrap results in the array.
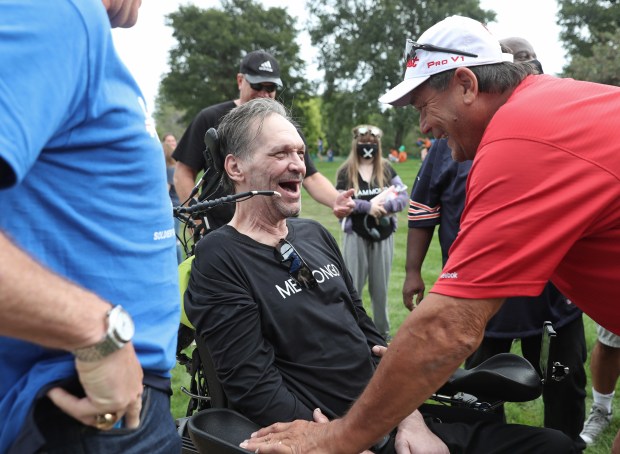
[{"xmin": 173, "ymin": 50, "xmax": 353, "ymax": 229}]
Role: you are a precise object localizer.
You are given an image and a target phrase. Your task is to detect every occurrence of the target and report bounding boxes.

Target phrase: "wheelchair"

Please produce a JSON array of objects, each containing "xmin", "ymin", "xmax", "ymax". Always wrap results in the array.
[
  {"xmin": 175, "ymin": 295, "xmax": 564, "ymax": 454},
  {"xmin": 172, "ymin": 179, "xmax": 569, "ymax": 453}
]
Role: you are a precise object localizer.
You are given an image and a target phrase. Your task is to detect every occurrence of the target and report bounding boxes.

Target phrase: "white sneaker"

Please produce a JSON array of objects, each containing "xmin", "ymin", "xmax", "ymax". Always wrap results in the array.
[{"xmin": 580, "ymin": 403, "xmax": 612, "ymax": 445}]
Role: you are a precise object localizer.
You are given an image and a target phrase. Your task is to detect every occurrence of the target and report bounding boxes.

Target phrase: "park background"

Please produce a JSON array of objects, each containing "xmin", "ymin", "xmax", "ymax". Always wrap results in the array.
[
  {"xmin": 113, "ymin": 0, "xmax": 620, "ymax": 164},
  {"xmin": 110, "ymin": 1, "xmax": 620, "ymax": 451}
]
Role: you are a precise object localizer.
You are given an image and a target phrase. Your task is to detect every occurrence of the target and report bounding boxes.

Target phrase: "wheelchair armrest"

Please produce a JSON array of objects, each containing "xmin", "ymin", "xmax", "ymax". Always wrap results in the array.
[
  {"xmin": 436, "ymin": 353, "xmax": 542, "ymax": 402},
  {"xmin": 188, "ymin": 408, "xmax": 261, "ymax": 454}
]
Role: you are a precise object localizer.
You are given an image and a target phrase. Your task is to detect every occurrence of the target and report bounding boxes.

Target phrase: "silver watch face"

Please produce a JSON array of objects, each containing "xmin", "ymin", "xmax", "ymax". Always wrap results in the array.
[{"xmin": 110, "ymin": 306, "xmax": 135, "ymax": 342}]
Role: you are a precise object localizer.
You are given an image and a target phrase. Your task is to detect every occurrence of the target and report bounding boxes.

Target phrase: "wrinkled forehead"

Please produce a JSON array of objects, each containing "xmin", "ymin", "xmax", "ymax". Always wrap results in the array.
[
  {"xmin": 409, "ymin": 81, "xmax": 435, "ymax": 108},
  {"xmin": 253, "ymin": 114, "xmax": 304, "ymax": 149}
]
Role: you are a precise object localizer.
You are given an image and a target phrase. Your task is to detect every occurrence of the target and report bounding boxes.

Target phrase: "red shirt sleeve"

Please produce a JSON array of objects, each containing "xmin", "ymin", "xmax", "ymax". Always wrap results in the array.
[{"xmin": 432, "ymin": 138, "xmax": 611, "ymax": 300}]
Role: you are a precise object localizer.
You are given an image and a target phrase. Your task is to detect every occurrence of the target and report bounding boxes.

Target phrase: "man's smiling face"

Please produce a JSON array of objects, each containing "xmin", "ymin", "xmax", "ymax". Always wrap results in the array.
[
  {"xmin": 240, "ymin": 114, "xmax": 306, "ymax": 219},
  {"xmin": 410, "ymin": 70, "xmax": 485, "ymax": 163}
]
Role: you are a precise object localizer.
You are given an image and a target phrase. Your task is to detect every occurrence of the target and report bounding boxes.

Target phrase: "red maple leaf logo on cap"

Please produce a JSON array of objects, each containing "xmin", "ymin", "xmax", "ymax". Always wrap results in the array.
[{"xmin": 406, "ymin": 56, "xmax": 420, "ymax": 68}]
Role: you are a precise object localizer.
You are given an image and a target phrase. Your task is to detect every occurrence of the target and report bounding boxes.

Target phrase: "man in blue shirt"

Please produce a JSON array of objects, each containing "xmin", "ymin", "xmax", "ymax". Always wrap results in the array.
[{"xmin": 0, "ymin": 1, "xmax": 180, "ymax": 452}]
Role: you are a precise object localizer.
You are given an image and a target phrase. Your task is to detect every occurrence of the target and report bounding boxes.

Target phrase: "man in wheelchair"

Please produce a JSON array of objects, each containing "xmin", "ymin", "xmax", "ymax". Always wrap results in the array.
[{"xmin": 184, "ymin": 98, "xmax": 574, "ymax": 453}]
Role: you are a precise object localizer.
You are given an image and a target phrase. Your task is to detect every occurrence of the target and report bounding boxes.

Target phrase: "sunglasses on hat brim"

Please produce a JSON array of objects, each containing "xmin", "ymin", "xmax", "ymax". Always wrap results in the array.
[
  {"xmin": 244, "ymin": 75, "xmax": 278, "ymax": 93},
  {"xmin": 403, "ymin": 39, "xmax": 478, "ymax": 66}
]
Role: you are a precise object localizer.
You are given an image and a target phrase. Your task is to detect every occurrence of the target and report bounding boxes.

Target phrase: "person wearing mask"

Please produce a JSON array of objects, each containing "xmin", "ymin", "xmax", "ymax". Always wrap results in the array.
[{"xmin": 336, "ymin": 125, "xmax": 408, "ymax": 340}]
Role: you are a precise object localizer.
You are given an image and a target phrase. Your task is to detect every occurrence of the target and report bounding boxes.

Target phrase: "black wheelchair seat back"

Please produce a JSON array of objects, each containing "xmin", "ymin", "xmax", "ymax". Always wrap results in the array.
[
  {"xmin": 194, "ymin": 332, "xmax": 229, "ymax": 409},
  {"xmin": 188, "ymin": 408, "xmax": 260, "ymax": 454}
]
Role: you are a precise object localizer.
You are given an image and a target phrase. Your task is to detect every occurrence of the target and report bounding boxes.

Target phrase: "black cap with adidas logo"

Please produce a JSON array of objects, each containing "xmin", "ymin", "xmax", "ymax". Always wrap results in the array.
[{"xmin": 239, "ymin": 50, "xmax": 283, "ymax": 87}]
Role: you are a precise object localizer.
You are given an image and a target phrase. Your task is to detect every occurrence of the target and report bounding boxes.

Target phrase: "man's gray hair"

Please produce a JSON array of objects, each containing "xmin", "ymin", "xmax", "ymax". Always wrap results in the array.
[
  {"xmin": 217, "ymin": 98, "xmax": 295, "ymax": 192},
  {"xmin": 427, "ymin": 61, "xmax": 535, "ymax": 94}
]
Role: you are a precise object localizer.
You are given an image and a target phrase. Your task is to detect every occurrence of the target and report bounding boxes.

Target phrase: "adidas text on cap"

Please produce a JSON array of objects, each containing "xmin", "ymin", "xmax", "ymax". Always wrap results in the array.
[
  {"xmin": 240, "ymin": 50, "xmax": 283, "ymax": 87},
  {"xmin": 379, "ymin": 16, "xmax": 513, "ymax": 107}
]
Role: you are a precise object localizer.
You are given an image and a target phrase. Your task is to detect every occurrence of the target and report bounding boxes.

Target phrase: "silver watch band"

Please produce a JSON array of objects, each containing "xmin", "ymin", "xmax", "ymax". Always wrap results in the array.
[
  {"xmin": 73, "ymin": 335, "xmax": 122, "ymax": 362},
  {"xmin": 72, "ymin": 305, "xmax": 134, "ymax": 362}
]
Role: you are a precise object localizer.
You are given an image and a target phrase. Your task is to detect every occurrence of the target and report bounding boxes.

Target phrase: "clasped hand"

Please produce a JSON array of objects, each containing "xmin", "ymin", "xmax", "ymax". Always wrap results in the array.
[{"xmin": 369, "ymin": 197, "xmax": 387, "ymax": 219}]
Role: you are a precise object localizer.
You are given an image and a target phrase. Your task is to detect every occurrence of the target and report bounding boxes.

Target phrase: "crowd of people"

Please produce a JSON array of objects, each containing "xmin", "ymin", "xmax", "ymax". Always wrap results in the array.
[
  {"xmin": 1, "ymin": 3, "xmax": 618, "ymax": 454},
  {"xmin": 185, "ymin": 98, "xmax": 574, "ymax": 454},
  {"xmin": 242, "ymin": 14, "xmax": 620, "ymax": 454}
]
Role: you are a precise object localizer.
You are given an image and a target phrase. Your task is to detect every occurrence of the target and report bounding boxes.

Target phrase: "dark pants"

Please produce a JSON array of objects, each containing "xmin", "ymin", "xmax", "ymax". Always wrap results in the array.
[
  {"xmin": 375, "ymin": 405, "xmax": 575, "ymax": 454},
  {"xmin": 465, "ymin": 316, "xmax": 587, "ymax": 451},
  {"xmin": 11, "ymin": 381, "xmax": 181, "ymax": 454},
  {"xmin": 426, "ymin": 415, "xmax": 575, "ymax": 453}
]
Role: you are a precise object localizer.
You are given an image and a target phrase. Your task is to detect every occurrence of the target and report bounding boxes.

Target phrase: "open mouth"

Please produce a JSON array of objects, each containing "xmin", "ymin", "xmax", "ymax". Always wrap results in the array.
[{"xmin": 278, "ymin": 179, "xmax": 301, "ymax": 195}]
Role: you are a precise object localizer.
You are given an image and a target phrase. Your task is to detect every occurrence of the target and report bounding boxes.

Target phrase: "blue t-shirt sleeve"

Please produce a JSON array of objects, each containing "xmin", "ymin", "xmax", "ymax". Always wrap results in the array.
[{"xmin": 0, "ymin": 1, "xmax": 89, "ymax": 187}]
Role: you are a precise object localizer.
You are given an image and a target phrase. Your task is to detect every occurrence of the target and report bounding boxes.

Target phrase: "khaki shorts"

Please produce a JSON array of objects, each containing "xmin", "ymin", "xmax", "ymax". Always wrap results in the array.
[{"xmin": 597, "ymin": 324, "xmax": 620, "ymax": 348}]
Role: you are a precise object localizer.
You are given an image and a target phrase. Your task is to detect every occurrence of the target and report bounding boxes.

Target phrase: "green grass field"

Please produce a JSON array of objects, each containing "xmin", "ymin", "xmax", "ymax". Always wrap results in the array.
[{"xmin": 171, "ymin": 158, "xmax": 619, "ymax": 453}]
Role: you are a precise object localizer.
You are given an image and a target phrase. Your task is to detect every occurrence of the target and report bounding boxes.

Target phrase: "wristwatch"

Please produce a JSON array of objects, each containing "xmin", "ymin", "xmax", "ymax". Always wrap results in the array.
[{"xmin": 73, "ymin": 305, "xmax": 135, "ymax": 362}]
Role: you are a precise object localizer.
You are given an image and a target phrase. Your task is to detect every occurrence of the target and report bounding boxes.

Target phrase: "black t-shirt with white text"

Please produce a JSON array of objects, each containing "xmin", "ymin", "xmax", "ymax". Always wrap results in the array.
[{"xmin": 185, "ymin": 218, "xmax": 385, "ymax": 426}]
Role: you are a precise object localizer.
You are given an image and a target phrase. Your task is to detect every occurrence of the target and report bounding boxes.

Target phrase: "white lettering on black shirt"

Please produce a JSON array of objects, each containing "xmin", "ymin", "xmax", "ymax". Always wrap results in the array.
[{"xmin": 275, "ymin": 262, "xmax": 341, "ymax": 299}]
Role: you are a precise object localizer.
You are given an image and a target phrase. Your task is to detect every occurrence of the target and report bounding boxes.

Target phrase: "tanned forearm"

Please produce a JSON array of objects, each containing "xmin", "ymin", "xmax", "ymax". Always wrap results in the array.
[
  {"xmin": 1, "ymin": 233, "xmax": 147, "ymax": 431},
  {"xmin": 334, "ymin": 293, "xmax": 504, "ymax": 452},
  {"xmin": 0, "ymin": 232, "xmax": 109, "ymax": 350},
  {"xmin": 174, "ymin": 161, "xmax": 199, "ymax": 205},
  {"xmin": 303, "ymin": 172, "xmax": 339, "ymax": 208}
]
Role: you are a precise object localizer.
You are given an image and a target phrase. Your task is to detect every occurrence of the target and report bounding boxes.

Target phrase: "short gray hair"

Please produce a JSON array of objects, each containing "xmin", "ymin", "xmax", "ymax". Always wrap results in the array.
[
  {"xmin": 217, "ymin": 98, "xmax": 295, "ymax": 192},
  {"xmin": 427, "ymin": 61, "xmax": 535, "ymax": 94}
]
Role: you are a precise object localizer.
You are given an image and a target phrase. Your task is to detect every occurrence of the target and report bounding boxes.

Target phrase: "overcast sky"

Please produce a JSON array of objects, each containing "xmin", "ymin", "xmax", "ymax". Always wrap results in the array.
[{"xmin": 112, "ymin": 0, "xmax": 566, "ymax": 112}]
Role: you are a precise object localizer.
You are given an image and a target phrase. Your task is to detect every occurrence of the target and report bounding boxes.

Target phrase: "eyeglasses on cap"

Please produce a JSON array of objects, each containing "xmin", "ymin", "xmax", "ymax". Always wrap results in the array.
[{"xmin": 403, "ymin": 39, "xmax": 478, "ymax": 67}]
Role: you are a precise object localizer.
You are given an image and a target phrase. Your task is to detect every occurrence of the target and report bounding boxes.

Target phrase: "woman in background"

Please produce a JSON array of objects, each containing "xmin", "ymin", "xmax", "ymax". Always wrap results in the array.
[
  {"xmin": 162, "ymin": 133, "xmax": 183, "ymax": 263},
  {"xmin": 336, "ymin": 125, "xmax": 408, "ymax": 340}
]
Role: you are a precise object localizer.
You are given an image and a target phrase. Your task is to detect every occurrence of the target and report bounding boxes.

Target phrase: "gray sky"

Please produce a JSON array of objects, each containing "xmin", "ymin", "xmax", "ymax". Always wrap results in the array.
[{"xmin": 112, "ymin": 0, "xmax": 566, "ymax": 113}]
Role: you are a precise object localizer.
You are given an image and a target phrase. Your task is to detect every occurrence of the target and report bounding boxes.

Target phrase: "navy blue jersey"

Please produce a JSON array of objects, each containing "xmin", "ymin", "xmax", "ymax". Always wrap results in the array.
[{"xmin": 408, "ymin": 139, "xmax": 471, "ymax": 265}]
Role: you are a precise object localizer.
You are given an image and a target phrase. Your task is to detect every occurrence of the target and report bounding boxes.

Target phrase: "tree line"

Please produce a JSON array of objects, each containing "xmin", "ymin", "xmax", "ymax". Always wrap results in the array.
[{"xmin": 154, "ymin": 0, "xmax": 620, "ymax": 156}]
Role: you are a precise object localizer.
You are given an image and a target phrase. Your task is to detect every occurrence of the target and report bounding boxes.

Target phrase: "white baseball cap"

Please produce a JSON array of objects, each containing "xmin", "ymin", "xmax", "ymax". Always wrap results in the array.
[{"xmin": 379, "ymin": 16, "xmax": 513, "ymax": 107}]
